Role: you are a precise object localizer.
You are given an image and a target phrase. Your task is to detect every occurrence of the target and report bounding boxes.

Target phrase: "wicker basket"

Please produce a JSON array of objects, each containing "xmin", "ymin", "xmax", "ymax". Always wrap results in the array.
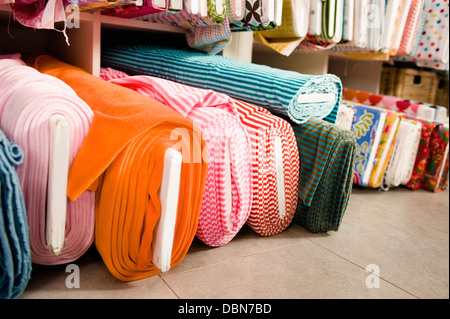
[
  {"xmin": 394, "ymin": 68, "xmax": 439, "ymax": 104},
  {"xmin": 434, "ymin": 75, "xmax": 449, "ymax": 109},
  {"xmin": 379, "ymin": 65, "xmax": 398, "ymax": 96}
]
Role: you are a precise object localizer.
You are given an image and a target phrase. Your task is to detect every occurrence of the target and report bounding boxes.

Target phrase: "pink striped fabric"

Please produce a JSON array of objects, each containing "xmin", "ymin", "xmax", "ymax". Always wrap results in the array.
[
  {"xmin": 100, "ymin": 68, "xmax": 253, "ymax": 247},
  {"xmin": 234, "ymin": 99, "xmax": 299, "ymax": 236},
  {"xmin": 397, "ymin": 0, "xmax": 425, "ymax": 55},
  {"xmin": 0, "ymin": 56, "xmax": 95, "ymax": 265}
]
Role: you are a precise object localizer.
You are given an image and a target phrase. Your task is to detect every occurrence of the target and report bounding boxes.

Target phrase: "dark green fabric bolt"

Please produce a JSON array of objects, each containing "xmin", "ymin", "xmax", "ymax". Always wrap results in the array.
[{"xmin": 290, "ymin": 117, "xmax": 357, "ymax": 233}]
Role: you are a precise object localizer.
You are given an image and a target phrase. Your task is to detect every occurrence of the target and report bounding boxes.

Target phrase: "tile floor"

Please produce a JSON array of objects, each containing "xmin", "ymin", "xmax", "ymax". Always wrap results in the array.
[{"xmin": 19, "ymin": 186, "xmax": 449, "ymax": 299}]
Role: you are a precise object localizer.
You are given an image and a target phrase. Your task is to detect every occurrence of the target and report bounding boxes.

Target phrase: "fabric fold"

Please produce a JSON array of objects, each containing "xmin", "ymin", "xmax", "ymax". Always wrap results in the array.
[
  {"xmin": 101, "ymin": 42, "xmax": 343, "ymax": 125},
  {"xmin": 0, "ymin": 56, "xmax": 95, "ymax": 265},
  {"xmin": 0, "ymin": 129, "xmax": 31, "ymax": 299},
  {"xmin": 32, "ymin": 55, "xmax": 208, "ymax": 281},
  {"xmin": 290, "ymin": 117, "xmax": 356, "ymax": 233},
  {"xmin": 100, "ymin": 67, "xmax": 253, "ymax": 247}
]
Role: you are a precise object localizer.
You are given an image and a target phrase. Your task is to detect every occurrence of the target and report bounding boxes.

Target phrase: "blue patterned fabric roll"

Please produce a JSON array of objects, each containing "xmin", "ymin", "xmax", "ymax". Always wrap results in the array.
[
  {"xmin": 101, "ymin": 43, "xmax": 342, "ymax": 125},
  {"xmin": 0, "ymin": 129, "xmax": 31, "ymax": 299}
]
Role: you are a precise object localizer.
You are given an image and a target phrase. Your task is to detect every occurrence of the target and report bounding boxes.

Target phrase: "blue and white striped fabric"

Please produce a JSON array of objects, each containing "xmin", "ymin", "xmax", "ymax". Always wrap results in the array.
[
  {"xmin": 101, "ymin": 43, "xmax": 342, "ymax": 124},
  {"xmin": 0, "ymin": 129, "xmax": 31, "ymax": 299}
]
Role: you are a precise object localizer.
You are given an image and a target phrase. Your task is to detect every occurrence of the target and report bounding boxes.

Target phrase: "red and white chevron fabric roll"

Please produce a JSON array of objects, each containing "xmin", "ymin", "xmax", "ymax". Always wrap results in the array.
[
  {"xmin": 234, "ymin": 99, "xmax": 299, "ymax": 236},
  {"xmin": 0, "ymin": 55, "xmax": 95, "ymax": 265}
]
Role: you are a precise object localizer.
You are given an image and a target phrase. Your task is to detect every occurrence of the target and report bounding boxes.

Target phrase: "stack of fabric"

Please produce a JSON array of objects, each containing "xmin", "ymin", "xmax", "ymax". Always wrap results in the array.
[
  {"xmin": 100, "ymin": 67, "xmax": 253, "ymax": 247},
  {"xmin": 0, "ymin": 55, "xmax": 95, "ymax": 265},
  {"xmin": 0, "ymin": 129, "xmax": 31, "ymax": 299},
  {"xmin": 32, "ymin": 55, "xmax": 208, "ymax": 281}
]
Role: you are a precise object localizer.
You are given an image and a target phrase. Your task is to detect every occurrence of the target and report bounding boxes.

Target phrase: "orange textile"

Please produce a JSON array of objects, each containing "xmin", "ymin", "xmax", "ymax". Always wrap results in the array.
[{"xmin": 32, "ymin": 55, "xmax": 208, "ymax": 281}]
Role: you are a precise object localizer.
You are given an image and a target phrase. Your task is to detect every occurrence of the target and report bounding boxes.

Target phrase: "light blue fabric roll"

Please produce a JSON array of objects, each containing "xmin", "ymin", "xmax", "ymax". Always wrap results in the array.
[
  {"xmin": 101, "ymin": 43, "xmax": 342, "ymax": 124},
  {"xmin": 0, "ymin": 129, "xmax": 31, "ymax": 299}
]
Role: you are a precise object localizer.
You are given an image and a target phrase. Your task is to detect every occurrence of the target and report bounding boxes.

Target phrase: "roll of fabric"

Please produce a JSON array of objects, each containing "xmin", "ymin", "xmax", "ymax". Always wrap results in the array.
[
  {"xmin": 382, "ymin": 118, "xmax": 423, "ymax": 190},
  {"xmin": 367, "ymin": 110, "xmax": 402, "ymax": 188},
  {"xmin": 254, "ymin": 0, "xmax": 310, "ymax": 56},
  {"xmin": 229, "ymin": 0, "xmax": 277, "ymax": 31},
  {"xmin": 0, "ymin": 129, "xmax": 31, "ymax": 299},
  {"xmin": 335, "ymin": 101, "xmax": 354, "ymax": 131},
  {"xmin": 234, "ymin": 99, "xmax": 299, "ymax": 236},
  {"xmin": 291, "ymin": 118, "xmax": 356, "ymax": 233},
  {"xmin": 350, "ymin": 102, "xmax": 387, "ymax": 187},
  {"xmin": 0, "ymin": 56, "xmax": 95, "ymax": 265},
  {"xmin": 402, "ymin": 118, "xmax": 439, "ymax": 190},
  {"xmin": 101, "ymin": 42, "xmax": 342, "ymax": 125},
  {"xmin": 422, "ymin": 124, "xmax": 449, "ymax": 192},
  {"xmin": 99, "ymin": 67, "xmax": 253, "ymax": 247},
  {"xmin": 397, "ymin": 0, "xmax": 425, "ymax": 55},
  {"xmin": 33, "ymin": 55, "xmax": 208, "ymax": 281}
]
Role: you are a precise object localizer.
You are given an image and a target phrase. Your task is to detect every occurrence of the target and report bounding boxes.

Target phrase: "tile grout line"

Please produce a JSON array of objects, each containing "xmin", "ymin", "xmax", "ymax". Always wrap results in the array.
[
  {"xmin": 159, "ymin": 273, "xmax": 181, "ymax": 299},
  {"xmin": 302, "ymin": 237, "xmax": 421, "ymax": 299}
]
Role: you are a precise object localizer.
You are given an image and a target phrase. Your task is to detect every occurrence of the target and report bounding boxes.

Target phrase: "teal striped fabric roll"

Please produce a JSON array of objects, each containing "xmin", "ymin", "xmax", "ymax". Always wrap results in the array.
[
  {"xmin": 101, "ymin": 43, "xmax": 342, "ymax": 124},
  {"xmin": 290, "ymin": 118, "xmax": 356, "ymax": 233}
]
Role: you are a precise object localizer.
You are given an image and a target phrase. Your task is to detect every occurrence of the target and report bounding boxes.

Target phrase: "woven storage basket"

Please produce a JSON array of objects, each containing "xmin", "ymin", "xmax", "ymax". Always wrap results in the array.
[
  {"xmin": 394, "ymin": 68, "xmax": 439, "ymax": 104},
  {"xmin": 379, "ymin": 65, "xmax": 398, "ymax": 96},
  {"xmin": 434, "ymin": 75, "xmax": 449, "ymax": 109}
]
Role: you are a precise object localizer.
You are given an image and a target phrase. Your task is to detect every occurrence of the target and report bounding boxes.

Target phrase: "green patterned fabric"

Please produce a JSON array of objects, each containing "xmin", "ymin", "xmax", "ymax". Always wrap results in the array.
[{"xmin": 290, "ymin": 117, "xmax": 356, "ymax": 233}]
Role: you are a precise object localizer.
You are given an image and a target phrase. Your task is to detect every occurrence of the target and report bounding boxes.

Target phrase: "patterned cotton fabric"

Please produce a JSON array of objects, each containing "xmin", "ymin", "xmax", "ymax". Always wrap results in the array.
[
  {"xmin": 234, "ymin": 99, "xmax": 299, "ymax": 236},
  {"xmin": 0, "ymin": 129, "xmax": 31, "ymax": 299},
  {"xmin": 290, "ymin": 118, "xmax": 356, "ymax": 233},
  {"xmin": 100, "ymin": 68, "xmax": 253, "ymax": 247},
  {"xmin": 101, "ymin": 42, "xmax": 342, "ymax": 125}
]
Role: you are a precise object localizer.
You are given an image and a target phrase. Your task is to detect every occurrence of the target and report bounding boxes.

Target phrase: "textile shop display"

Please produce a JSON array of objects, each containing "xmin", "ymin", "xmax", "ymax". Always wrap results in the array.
[
  {"xmin": 0, "ymin": 55, "xmax": 95, "ymax": 265},
  {"xmin": 382, "ymin": 118, "xmax": 423, "ymax": 190},
  {"xmin": 33, "ymin": 55, "xmax": 208, "ymax": 281},
  {"xmin": 0, "ymin": 129, "xmax": 31, "ymax": 299},
  {"xmin": 290, "ymin": 117, "xmax": 356, "ymax": 233},
  {"xmin": 350, "ymin": 102, "xmax": 387, "ymax": 187},
  {"xmin": 100, "ymin": 67, "xmax": 253, "ymax": 247},
  {"xmin": 234, "ymin": 99, "xmax": 299, "ymax": 237},
  {"xmin": 101, "ymin": 42, "xmax": 343, "ymax": 125}
]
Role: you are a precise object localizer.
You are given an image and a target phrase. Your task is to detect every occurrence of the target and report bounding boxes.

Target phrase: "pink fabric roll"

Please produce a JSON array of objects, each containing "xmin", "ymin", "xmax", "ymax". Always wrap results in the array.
[
  {"xmin": 100, "ymin": 68, "xmax": 253, "ymax": 247},
  {"xmin": 397, "ymin": 0, "xmax": 425, "ymax": 55},
  {"xmin": 0, "ymin": 56, "xmax": 95, "ymax": 265}
]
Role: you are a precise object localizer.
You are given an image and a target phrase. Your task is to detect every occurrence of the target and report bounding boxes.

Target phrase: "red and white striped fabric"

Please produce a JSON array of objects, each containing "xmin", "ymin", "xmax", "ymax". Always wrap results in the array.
[
  {"xmin": 234, "ymin": 99, "xmax": 299, "ymax": 236},
  {"xmin": 100, "ymin": 68, "xmax": 253, "ymax": 247}
]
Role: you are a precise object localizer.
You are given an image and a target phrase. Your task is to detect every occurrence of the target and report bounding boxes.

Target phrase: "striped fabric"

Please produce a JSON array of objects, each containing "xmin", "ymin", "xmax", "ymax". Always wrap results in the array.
[
  {"xmin": 101, "ymin": 43, "xmax": 342, "ymax": 125},
  {"xmin": 234, "ymin": 99, "xmax": 299, "ymax": 236},
  {"xmin": 0, "ymin": 129, "xmax": 31, "ymax": 299},
  {"xmin": 0, "ymin": 56, "xmax": 95, "ymax": 265},
  {"xmin": 290, "ymin": 118, "xmax": 356, "ymax": 233},
  {"xmin": 100, "ymin": 68, "xmax": 253, "ymax": 247}
]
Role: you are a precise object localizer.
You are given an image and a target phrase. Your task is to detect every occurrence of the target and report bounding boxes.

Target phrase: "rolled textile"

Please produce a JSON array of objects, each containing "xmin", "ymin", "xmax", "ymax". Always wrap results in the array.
[
  {"xmin": 101, "ymin": 42, "xmax": 343, "ymax": 125},
  {"xmin": 382, "ymin": 118, "xmax": 423, "ymax": 190},
  {"xmin": 422, "ymin": 124, "xmax": 449, "ymax": 192},
  {"xmin": 0, "ymin": 56, "xmax": 95, "ymax": 265},
  {"xmin": 229, "ymin": 0, "xmax": 277, "ymax": 31},
  {"xmin": 234, "ymin": 99, "xmax": 300, "ymax": 236},
  {"xmin": 100, "ymin": 67, "xmax": 253, "ymax": 247},
  {"xmin": 0, "ymin": 129, "xmax": 31, "ymax": 299},
  {"xmin": 397, "ymin": 0, "xmax": 425, "ymax": 55},
  {"xmin": 404, "ymin": 118, "xmax": 440, "ymax": 190},
  {"xmin": 367, "ymin": 110, "xmax": 402, "ymax": 189},
  {"xmin": 33, "ymin": 55, "xmax": 208, "ymax": 281},
  {"xmin": 335, "ymin": 101, "xmax": 354, "ymax": 131},
  {"xmin": 291, "ymin": 118, "xmax": 356, "ymax": 233},
  {"xmin": 350, "ymin": 102, "xmax": 387, "ymax": 187}
]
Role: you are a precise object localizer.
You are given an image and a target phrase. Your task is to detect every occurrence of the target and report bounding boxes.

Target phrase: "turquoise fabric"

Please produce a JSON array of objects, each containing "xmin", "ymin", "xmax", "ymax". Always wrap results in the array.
[
  {"xmin": 101, "ymin": 43, "xmax": 342, "ymax": 125},
  {"xmin": 0, "ymin": 129, "xmax": 31, "ymax": 299}
]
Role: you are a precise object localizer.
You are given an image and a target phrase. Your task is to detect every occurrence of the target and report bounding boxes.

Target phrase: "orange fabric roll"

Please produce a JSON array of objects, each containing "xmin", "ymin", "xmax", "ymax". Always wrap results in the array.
[{"xmin": 32, "ymin": 55, "xmax": 208, "ymax": 281}]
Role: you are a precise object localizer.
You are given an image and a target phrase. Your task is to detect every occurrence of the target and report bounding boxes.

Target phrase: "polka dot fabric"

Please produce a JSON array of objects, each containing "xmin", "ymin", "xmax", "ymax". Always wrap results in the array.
[{"xmin": 410, "ymin": 0, "xmax": 449, "ymax": 70}]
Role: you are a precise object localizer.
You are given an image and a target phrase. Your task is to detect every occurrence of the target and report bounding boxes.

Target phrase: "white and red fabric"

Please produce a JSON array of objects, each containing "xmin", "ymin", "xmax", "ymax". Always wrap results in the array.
[
  {"xmin": 234, "ymin": 99, "xmax": 299, "ymax": 236},
  {"xmin": 100, "ymin": 68, "xmax": 253, "ymax": 247},
  {"xmin": 0, "ymin": 55, "xmax": 94, "ymax": 265}
]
